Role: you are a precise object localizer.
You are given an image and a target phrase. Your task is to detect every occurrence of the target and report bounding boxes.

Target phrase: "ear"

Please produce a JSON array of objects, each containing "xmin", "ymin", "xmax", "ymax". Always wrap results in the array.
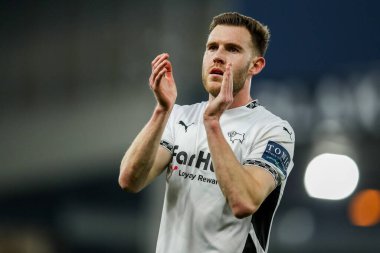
[{"xmin": 248, "ymin": 57, "xmax": 266, "ymax": 76}]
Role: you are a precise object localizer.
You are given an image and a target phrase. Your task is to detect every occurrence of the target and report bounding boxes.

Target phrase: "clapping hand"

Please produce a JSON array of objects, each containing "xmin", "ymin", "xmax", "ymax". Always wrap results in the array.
[
  {"xmin": 204, "ymin": 63, "xmax": 233, "ymax": 121},
  {"xmin": 149, "ymin": 53, "xmax": 177, "ymax": 111}
]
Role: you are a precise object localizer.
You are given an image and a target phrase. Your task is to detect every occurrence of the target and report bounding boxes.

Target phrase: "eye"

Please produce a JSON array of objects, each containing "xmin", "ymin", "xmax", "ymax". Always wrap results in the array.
[
  {"xmin": 207, "ymin": 44, "xmax": 218, "ymax": 51},
  {"xmin": 228, "ymin": 47, "xmax": 240, "ymax": 53}
]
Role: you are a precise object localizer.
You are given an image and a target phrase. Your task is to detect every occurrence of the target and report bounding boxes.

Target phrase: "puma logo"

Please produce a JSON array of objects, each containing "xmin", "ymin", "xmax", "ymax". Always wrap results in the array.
[
  {"xmin": 283, "ymin": 127, "xmax": 293, "ymax": 140},
  {"xmin": 178, "ymin": 121, "xmax": 194, "ymax": 132}
]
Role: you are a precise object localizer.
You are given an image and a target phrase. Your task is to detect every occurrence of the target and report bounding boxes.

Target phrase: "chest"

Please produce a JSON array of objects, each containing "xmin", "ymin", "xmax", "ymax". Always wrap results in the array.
[
  {"xmin": 173, "ymin": 114, "xmax": 255, "ymax": 164},
  {"xmin": 166, "ymin": 114, "xmax": 257, "ymax": 189}
]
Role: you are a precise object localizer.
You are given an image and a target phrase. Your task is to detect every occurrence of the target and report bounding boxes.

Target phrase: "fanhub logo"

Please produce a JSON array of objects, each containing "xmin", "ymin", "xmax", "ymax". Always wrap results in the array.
[{"xmin": 172, "ymin": 145, "xmax": 214, "ymax": 172}]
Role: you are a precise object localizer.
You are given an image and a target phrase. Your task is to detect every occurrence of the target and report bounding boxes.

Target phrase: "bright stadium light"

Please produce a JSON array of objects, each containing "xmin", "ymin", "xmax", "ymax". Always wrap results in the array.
[{"xmin": 304, "ymin": 153, "xmax": 359, "ymax": 200}]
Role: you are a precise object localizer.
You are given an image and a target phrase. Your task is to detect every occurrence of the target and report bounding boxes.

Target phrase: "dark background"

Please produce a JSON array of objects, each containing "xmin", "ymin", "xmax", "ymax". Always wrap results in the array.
[{"xmin": 1, "ymin": 0, "xmax": 379, "ymax": 252}]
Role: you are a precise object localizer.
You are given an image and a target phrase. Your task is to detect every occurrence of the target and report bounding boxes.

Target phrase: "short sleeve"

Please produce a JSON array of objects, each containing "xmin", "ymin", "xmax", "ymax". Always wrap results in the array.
[
  {"xmin": 159, "ymin": 105, "xmax": 178, "ymax": 153},
  {"xmin": 243, "ymin": 122, "xmax": 295, "ymax": 186}
]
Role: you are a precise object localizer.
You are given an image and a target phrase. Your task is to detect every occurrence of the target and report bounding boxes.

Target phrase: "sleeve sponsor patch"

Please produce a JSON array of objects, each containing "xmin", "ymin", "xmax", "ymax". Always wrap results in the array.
[
  {"xmin": 160, "ymin": 140, "xmax": 174, "ymax": 153},
  {"xmin": 262, "ymin": 141, "xmax": 290, "ymax": 177}
]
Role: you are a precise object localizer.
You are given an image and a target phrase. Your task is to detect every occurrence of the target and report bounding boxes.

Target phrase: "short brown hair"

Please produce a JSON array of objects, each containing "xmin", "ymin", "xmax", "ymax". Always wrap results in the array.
[{"xmin": 209, "ymin": 12, "xmax": 270, "ymax": 56}]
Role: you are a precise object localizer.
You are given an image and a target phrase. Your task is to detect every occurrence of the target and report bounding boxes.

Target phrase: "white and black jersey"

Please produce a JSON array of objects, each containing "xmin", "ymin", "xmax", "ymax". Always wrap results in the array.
[{"xmin": 156, "ymin": 100, "xmax": 295, "ymax": 253}]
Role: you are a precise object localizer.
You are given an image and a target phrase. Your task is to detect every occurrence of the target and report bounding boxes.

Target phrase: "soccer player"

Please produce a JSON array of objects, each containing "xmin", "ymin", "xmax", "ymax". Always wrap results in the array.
[{"xmin": 119, "ymin": 12, "xmax": 295, "ymax": 253}]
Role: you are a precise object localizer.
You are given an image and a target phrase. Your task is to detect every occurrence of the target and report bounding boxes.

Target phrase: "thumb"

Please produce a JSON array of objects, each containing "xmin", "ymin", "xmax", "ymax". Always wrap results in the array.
[{"xmin": 164, "ymin": 61, "xmax": 173, "ymax": 79}]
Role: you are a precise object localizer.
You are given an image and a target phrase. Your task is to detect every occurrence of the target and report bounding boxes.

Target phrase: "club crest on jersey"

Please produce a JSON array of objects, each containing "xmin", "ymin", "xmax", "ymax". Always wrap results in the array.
[
  {"xmin": 228, "ymin": 131, "xmax": 245, "ymax": 144},
  {"xmin": 178, "ymin": 120, "xmax": 194, "ymax": 132}
]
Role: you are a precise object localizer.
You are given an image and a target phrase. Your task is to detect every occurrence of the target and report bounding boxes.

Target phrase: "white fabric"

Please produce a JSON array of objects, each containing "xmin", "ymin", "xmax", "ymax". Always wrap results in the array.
[{"xmin": 156, "ymin": 101, "xmax": 295, "ymax": 253}]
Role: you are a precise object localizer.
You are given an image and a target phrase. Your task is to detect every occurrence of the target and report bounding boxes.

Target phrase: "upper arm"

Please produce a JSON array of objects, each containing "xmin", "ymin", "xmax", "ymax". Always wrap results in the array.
[
  {"xmin": 238, "ymin": 122, "xmax": 295, "ymax": 212},
  {"xmin": 243, "ymin": 164, "xmax": 277, "ymax": 206},
  {"xmin": 244, "ymin": 122, "xmax": 295, "ymax": 185}
]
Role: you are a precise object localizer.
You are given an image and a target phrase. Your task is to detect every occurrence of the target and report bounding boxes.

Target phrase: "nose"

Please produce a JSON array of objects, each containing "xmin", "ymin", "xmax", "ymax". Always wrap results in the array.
[
  {"xmin": 212, "ymin": 49, "xmax": 226, "ymax": 65},
  {"xmin": 213, "ymin": 56, "xmax": 225, "ymax": 65}
]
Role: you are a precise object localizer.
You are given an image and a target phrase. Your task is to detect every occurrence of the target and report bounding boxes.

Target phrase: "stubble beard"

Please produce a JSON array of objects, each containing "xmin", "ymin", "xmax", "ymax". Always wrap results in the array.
[{"xmin": 202, "ymin": 63, "xmax": 250, "ymax": 98}]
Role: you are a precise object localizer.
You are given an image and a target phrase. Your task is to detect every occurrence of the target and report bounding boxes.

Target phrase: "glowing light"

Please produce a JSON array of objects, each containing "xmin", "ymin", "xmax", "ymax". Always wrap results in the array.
[
  {"xmin": 349, "ymin": 189, "xmax": 380, "ymax": 227},
  {"xmin": 304, "ymin": 153, "xmax": 359, "ymax": 200}
]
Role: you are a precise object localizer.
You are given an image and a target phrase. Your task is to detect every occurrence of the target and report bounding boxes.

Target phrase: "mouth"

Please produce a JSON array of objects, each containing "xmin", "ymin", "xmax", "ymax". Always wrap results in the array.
[{"xmin": 209, "ymin": 68, "xmax": 224, "ymax": 76}]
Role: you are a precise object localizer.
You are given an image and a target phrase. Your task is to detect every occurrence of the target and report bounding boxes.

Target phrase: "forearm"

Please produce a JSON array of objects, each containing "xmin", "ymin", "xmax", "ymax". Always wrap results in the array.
[
  {"xmin": 204, "ymin": 119, "xmax": 262, "ymax": 217},
  {"xmin": 119, "ymin": 104, "xmax": 172, "ymax": 191}
]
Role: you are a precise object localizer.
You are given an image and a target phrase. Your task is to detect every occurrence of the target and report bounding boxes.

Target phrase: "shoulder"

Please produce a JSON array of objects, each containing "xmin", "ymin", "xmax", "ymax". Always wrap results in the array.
[
  {"xmin": 257, "ymin": 105, "xmax": 292, "ymax": 127},
  {"xmin": 170, "ymin": 101, "xmax": 207, "ymax": 118},
  {"xmin": 250, "ymin": 105, "xmax": 295, "ymax": 142},
  {"xmin": 172, "ymin": 101, "xmax": 207, "ymax": 113},
  {"xmin": 167, "ymin": 101, "xmax": 207, "ymax": 125}
]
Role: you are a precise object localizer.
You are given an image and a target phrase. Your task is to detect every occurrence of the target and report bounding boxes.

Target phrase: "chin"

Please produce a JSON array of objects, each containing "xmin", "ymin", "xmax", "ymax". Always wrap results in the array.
[
  {"xmin": 209, "ymin": 89, "xmax": 220, "ymax": 97},
  {"xmin": 204, "ymin": 81, "xmax": 221, "ymax": 97}
]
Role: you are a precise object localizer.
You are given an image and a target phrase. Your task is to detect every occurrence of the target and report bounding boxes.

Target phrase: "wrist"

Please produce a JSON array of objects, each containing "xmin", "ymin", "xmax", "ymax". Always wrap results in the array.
[
  {"xmin": 154, "ymin": 103, "xmax": 174, "ymax": 114},
  {"xmin": 151, "ymin": 104, "xmax": 173, "ymax": 123},
  {"xmin": 203, "ymin": 116, "xmax": 220, "ymax": 131}
]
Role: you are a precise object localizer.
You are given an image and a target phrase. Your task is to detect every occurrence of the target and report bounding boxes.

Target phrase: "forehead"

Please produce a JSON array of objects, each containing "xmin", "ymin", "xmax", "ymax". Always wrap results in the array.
[{"xmin": 207, "ymin": 25, "xmax": 253, "ymax": 48}]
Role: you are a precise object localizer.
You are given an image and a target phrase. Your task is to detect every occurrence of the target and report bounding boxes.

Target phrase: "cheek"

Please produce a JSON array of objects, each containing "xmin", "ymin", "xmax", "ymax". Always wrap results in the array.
[
  {"xmin": 202, "ymin": 53, "xmax": 211, "ymax": 74},
  {"xmin": 232, "ymin": 64, "xmax": 249, "ymax": 82},
  {"xmin": 202, "ymin": 52, "xmax": 211, "ymax": 64}
]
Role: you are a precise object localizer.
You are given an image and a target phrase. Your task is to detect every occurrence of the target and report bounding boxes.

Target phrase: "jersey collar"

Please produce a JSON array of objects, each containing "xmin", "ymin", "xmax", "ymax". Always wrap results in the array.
[{"xmin": 245, "ymin": 100, "xmax": 260, "ymax": 109}]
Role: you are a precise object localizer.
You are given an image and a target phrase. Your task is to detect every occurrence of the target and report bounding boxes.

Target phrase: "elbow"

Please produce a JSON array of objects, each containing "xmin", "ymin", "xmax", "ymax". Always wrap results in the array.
[
  {"xmin": 231, "ymin": 201, "xmax": 259, "ymax": 219},
  {"xmin": 118, "ymin": 167, "xmax": 142, "ymax": 193},
  {"xmin": 118, "ymin": 176, "xmax": 141, "ymax": 193}
]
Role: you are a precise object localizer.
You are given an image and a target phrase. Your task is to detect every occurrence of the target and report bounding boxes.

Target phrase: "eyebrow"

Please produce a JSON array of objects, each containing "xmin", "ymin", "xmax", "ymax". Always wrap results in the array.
[
  {"xmin": 206, "ymin": 41, "xmax": 244, "ymax": 51},
  {"xmin": 225, "ymin": 43, "xmax": 244, "ymax": 51},
  {"xmin": 206, "ymin": 41, "xmax": 218, "ymax": 47}
]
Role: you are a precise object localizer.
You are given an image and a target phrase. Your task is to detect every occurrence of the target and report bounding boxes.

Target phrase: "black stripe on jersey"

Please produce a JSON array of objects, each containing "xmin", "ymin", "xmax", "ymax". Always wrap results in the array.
[
  {"xmin": 243, "ymin": 159, "xmax": 281, "ymax": 187},
  {"xmin": 159, "ymin": 140, "xmax": 174, "ymax": 153},
  {"xmin": 251, "ymin": 185, "xmax": 281, "ymax": 251},
  {"xmin": 242, "ymin": 234, "xmax": 257, "ymax": 253}
]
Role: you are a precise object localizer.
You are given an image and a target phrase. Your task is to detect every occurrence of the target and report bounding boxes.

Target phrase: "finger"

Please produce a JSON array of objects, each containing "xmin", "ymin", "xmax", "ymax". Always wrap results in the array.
[
  {"xmin": 151, "ymin": 57, "xmax": 169, "ymax": 82},
  {"xmin": 151, "ymin": 53, "xmax": 167, "ymax": 66},
  {"xmin": 149, "ymin": 54, "xmax": 170, "ymax": 89},
  {"xmin": 152, "ymin": 53, "xmax": 169, "ymax": 69},
  {"xmin": 150, "ymin": 68, "xmax": 166, "ymax": 90},
  {"xmin": 152, "ymin": 68, "xmax": 167, "ymax": 90},
  {"xmin": 164, "ymin": 60, "xmax": 173, "ymax": 79},
  {"xmin": 221, "ymin": 63, "xmax": 232, "ymax": 97},
  {"xmin": 152, "ymin": 60, "xmax": 169, "ymax": 83},
  {"xmin": 228, "ymin": 63, "xmax": 233, "ymax": 96}
]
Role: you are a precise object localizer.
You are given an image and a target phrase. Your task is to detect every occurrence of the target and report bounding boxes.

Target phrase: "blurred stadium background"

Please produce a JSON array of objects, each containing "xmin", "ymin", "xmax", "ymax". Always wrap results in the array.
[{"xmin": 1, "ymin": 0, "xmax": 379, "ymax": 252}]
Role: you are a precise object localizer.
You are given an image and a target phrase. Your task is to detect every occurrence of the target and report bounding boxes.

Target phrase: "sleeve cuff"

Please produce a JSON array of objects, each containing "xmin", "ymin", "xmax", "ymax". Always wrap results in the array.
[
  {"xmin": 160, "ymin": 140, "xmax": 174, "ymax": 153},
  {"xmin": 243, "ymin": 159, "xmax": 282, "ymax": 187}
]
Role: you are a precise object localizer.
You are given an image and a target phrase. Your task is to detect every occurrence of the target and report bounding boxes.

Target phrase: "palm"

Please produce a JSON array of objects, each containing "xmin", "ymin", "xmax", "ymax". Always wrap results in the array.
[
  {"xmin": 155, "ymin": 71, "xmax": 177, "ymax": 109},
  {"xmin": 204, "ymin": 63, "xmax": 233, "ymax": 120},
  {"xmin": 149, "ymin": 53, "xmax": 177, "ymax": 110}
]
